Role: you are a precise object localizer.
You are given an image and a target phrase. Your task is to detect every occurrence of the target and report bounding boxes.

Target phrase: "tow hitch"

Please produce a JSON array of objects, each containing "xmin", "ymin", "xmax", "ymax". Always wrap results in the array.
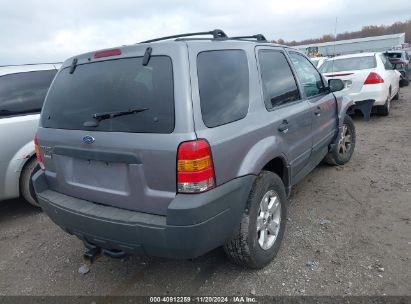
[
  {"xmin": 83, "ymin": 245, "xmax": 101, "ymax": 265},
  {"xmin": 78, "ymin": 242, "xmax": 128, "ymax": 274},
  {"xmin": 78, "ymin": 243, "xmax": 101, "ymax": 275}
]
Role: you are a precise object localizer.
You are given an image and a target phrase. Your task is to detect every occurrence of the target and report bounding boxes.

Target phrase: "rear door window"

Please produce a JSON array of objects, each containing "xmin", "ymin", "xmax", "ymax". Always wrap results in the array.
[
  {"xmin": 42, "ymin": 56, "xmax": 175, "ymax": 133},
  {"xmin": 0, "ymin": 70, "xmax": 57, "ymax": 118},
  {"xmin": 197, "ymin": 50, "xmax": 249, "ymax": 128},
  {"xmin": 258, "ymin": 50, "xmax": 300, "ymax": 109}
]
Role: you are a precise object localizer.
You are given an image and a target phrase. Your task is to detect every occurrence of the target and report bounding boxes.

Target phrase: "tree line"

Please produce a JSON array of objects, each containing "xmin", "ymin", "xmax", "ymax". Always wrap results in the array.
[{"xmin": 274, "ymin": 19, "xmax": 411, "ymax": 46}]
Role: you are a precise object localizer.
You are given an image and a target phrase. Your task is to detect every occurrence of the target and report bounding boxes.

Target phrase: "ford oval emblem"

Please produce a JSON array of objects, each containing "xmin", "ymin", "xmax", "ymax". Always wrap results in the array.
[{"xmin": 83, "ymin": 135, "xmax": 95, "ymax": 144}]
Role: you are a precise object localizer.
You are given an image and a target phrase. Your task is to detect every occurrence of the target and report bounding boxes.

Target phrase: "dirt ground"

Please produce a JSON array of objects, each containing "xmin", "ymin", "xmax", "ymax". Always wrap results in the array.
[{"xmin": 1, "ymin": 86, "xmax": 410, "ymax": 297}]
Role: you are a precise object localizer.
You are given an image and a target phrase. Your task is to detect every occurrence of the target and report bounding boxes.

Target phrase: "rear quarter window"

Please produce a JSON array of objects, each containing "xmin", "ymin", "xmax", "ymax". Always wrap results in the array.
[
  {"xmin": 0, "ymin": 70, "xmax": 56, "ymax": 118},
  {"xmin": 197, "ymin": 50, "xmax": 249, "ymax": 128}
]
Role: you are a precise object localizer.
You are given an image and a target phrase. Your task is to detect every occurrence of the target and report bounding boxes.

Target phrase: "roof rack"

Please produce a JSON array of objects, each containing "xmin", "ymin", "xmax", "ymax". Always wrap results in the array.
[
  {"xmin": 0, "ymin": 62, "xmax": 62, "ymax": 68},
  {"xmin": 140, "ymin": 29, "xmax": 228, "ymax": 43},
  {"xmin": 230, "ymin": 34, "xmax": 267, "ymax": 42}
]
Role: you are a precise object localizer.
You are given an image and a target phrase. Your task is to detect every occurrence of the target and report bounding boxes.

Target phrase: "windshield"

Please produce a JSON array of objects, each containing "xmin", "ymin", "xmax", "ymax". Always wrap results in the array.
[
  {"xmin": 320, "ymin": 56, "xmax": 376, "ymax": 73},
  {"xmin": 41, "ymin": 56, "xmax": 175, "ymax": 133}
]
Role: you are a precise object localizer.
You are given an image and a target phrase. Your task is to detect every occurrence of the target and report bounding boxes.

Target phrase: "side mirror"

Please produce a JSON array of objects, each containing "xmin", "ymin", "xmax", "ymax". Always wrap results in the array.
[{"xmin": 328, "ymin": 79, "xmax": 345, "ymax": 92}]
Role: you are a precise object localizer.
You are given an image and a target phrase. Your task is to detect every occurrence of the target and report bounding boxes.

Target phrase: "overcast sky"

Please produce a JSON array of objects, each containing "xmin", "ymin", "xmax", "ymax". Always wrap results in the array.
[{"xmin": 1, "ymin": 0, "xmax": 410, "ymax": 65}]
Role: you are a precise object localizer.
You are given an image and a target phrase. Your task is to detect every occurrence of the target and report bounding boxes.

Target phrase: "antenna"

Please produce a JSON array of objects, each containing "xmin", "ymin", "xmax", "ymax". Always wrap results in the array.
[{"xmin": 332, "ymin": 17, "xmax": 338, "ymax": 73}]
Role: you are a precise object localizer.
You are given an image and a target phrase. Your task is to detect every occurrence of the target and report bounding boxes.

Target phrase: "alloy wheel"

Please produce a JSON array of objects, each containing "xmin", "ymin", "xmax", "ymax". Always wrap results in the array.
[
  {"xmin": 337, "ymin": 124, "xmax": 352, "ymax": 157},
  {"xmin": 256, "ymin": 190, "xmax": 281, "ymax": 250}
]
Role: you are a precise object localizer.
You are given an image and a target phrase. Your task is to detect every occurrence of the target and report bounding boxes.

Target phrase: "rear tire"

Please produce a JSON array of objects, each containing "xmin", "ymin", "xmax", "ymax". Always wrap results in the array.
[
  {"xmin": 393, "ymin": 88, "xmax": 400, "ymax": 100},
  {"xmin": 20, "ymin": 158, "xmax": 41, "ymax": 208},
  {"xmin": 224, "ymin": 171, "xmax": 287, "ymax": 269},
  {"xmin": 377, "ymin": 95, "xmax": 391, "ymax": 116},
  {"xmin": 324, "ymin": 114, "xmax": 356, "ymax": 166}
]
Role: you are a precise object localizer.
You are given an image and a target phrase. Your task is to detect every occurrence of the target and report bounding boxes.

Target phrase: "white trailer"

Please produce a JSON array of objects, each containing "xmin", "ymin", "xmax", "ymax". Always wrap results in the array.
[{"xmin": 295, "ymin": 33, "xmax": 405, "ymax": 57}]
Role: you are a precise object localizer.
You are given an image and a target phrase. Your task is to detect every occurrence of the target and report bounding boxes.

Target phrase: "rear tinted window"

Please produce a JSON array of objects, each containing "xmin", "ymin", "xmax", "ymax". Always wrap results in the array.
[
  {"xmin": 320, "ymin": 56, "xmax": 376, "ymax": 73},
  {"xmin": 197, "ymin": 50, "xmax": 249, "ymax": 128},
  {"xmin": 386, "ymin": 52, "xmax": 402, "ymax": 59},
  {"xmin": 42, "ymin": 56, "xmax": 174, "ymax": 133},
  {"xmin": 0, "ymin": 70, "xmax": 56, "ymax": 118}
]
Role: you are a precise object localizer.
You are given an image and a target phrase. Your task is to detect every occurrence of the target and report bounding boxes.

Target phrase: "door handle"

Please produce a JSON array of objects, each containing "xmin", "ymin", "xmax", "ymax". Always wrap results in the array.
[
  {"xmin": 314, "ymin": 106, "xmax": 321, "ymax": 116},
  {"xmin": 278, "ymin": 120, "xmax": 289, "ymax": 133}
]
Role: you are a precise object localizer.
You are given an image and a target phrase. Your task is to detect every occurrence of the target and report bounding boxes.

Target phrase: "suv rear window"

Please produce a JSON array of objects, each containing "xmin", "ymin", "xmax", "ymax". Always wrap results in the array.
[
  {"xmin": 197, "ymin": 50, "xmax": 249, "ymax": 128},
  {"xmin": 320, "ymin": 56, "xmax": 376, "ymax": 73},
  {"xmin": 0, "ymin": 70, "xmax": 57, "ymax": 118},
  {"xmin": 385, "ymin": 52, "xmax": 402, "ymax": 59},
  {"xmin": 42, "ymin": 56, "xmax": 174, "ymax": 133}
]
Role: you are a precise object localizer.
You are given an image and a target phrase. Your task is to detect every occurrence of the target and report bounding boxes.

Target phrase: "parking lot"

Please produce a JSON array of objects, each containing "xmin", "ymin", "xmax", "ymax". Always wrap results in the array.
[{"xmin": 1, "ymin": 86, "xmax": 410, "ymax": 297}]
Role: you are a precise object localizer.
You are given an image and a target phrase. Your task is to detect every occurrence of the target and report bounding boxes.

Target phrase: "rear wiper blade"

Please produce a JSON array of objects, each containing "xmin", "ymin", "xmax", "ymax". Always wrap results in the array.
[
  {"xmin": 93, "ymin": 107, "xmax": 149, "ymax": 121},
  {"xmin": 83, "ymin": 107, "xmax": 149, "ymax": 127}
]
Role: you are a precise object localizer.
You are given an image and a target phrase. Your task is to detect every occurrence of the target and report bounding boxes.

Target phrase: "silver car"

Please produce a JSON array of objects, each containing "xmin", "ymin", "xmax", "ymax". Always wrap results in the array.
[{"xmin": 0, "ymin": 63, "xmax": 60, "ymax": 206}]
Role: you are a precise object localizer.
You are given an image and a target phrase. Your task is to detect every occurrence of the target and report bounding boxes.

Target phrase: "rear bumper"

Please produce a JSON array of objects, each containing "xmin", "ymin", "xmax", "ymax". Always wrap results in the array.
[
  {"xmin": 33, "ymin": 171, "xmax": 255, "ymax": 259},
  {"xmin": 347, "ymin": 84, "xmax": 387, "ymax": 106}
]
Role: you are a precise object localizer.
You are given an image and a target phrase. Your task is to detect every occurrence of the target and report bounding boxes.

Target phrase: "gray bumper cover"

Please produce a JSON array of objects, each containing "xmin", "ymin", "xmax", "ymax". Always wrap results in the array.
[{"xmin": 33, "ymin": 171, "xmax": 255, "ymax": 259}]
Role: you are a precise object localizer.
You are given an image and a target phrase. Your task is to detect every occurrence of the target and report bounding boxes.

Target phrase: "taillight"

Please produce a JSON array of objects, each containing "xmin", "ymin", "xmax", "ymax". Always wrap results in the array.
[
  {"xmin": 364, "ymin": 72, "xmax": 384, "ymax": 85},
  {"xmin": 177, "ymin": 139, "xmax": 215, "ymax": 193},
  {"xmin": 34, "ymin": 133, "xmax": 45, "ymax": 170}
]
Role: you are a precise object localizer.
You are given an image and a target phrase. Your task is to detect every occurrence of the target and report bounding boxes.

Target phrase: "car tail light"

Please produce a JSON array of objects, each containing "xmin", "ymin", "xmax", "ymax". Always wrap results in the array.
[
  {"xmin": 34, "ymin": 133, "xmax": 45, "ymax": 170},
  {"xmin": 94, "ymin": 48, "xmax": 122, "ymax": 59},
  {"xmin": 177, "ymin": 139, "xmax": 215, "ymax": 193},
  {"xmin": 364, "ymin": 72, "xmax": 384, "ymax": 85}
]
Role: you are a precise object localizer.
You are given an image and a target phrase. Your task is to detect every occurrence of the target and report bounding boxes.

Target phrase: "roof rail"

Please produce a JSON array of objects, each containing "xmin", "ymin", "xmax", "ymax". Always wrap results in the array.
[
  {"xmin": 140, "ymin": 29, "xmax": 228, "ymax": 43},
  {"xmin": 0, "ymin": 62, "xmax": 62, "ymax": 68},
  {"xmin": 230, "ymin": 34, "xmax": 267, "ymax": 42}
]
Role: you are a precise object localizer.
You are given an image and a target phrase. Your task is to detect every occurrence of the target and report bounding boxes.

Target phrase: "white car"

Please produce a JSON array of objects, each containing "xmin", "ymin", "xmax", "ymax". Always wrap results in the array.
[
  {"xmin": 310, "ymin": 56, "xmax": 327, "ymax": 68},
  {"xmin": 0, "ymin": 63, "xmax": 60, "ymax": 206},
  {"xmin": 320, "ymin": 53, "xmax": 401, "ymax": 116}
]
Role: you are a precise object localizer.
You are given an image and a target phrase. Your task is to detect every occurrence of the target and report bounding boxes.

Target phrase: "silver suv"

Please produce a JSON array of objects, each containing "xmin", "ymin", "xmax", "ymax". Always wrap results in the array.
[
  {"xmin": 33, "ymin": 30, "xmax": 355, "ymax": 268},
  {"xmin": 0, "ymin": 63, "xmax": 59, "ymax": 206}
]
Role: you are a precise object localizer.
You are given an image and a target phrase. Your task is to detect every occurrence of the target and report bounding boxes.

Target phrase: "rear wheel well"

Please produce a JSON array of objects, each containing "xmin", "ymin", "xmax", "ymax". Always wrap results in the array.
[
  {"xmin": 19, "ymin": 154, "xmax": 36, "ymax": 185},
  {"xmin": 262, "ymin": 157, "xmax": 288, "ymax": 187},
  {"xmin": 19, "ymin": 154, "xmax": 41, "ymax": 207}
]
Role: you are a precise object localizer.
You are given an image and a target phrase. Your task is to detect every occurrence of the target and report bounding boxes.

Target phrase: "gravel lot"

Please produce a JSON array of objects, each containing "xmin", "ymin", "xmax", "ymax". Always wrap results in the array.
[{"xmin": 1, "ymin": 86, "xmax": 410, "ymax": 296}]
